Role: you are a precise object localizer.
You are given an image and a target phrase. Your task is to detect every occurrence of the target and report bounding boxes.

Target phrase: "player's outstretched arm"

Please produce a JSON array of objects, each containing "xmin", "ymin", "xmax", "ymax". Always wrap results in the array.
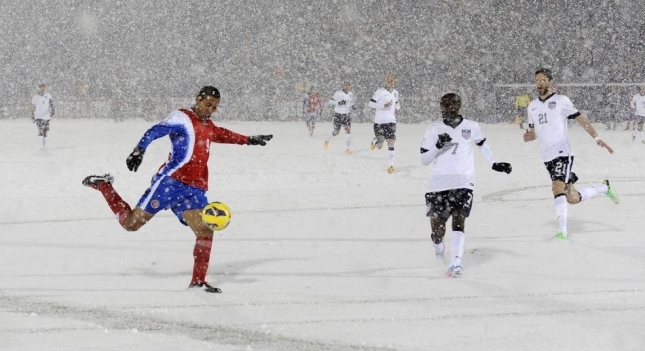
[{"xmin": 575, "ymin": 115, "xmax": 614, "ymax": 154}]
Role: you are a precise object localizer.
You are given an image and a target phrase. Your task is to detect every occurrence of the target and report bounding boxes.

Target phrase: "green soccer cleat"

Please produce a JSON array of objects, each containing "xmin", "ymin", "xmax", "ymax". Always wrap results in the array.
[
  {"xmin": 554, "ymin": 232, "xmax": 570, "ymax": 241},
  {"xmin": 602, "ymin": 180, "xmax": 619, "ymax": 204}
]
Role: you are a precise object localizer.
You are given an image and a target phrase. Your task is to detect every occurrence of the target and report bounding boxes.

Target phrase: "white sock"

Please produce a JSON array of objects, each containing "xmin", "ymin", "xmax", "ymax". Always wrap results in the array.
[
  {"xmin": 345, "ymin": 134, "xmax": 351, "ymax": 149},
  {"xmin": 555, "ymin": 195, "xmax": 568, "ymax": 235},
  {"xmin": 388, "ymin": 147, "xmax": 395, "ymax": 167},
  {"xmin": 579, "ymin": 183, "xmax": 608, "ymax": 202},
  {"xmin": 326, "ymin": 132, "xmax": 334, "ymax": 142},
  {"xmin": 432, "ymin": 242, "xmax": 444, "ymax": 255},
  {"xmin": 39, "ymin": 136, "xmax": 45, "ymax": 148},
  {"xmin": 450, "ymin": 231, "xmax": 465, "ymax": 266}
]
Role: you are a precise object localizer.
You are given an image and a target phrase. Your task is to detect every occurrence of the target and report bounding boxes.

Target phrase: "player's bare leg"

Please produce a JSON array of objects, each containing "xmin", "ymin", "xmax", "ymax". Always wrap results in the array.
[
  {"xmin": 564, "ymin": 183, "xmax": 581, "ymax": 204},
  {"xmin": 120, "ymin": 207, "xmax": 153, "ymax": 231},
  {"xmin": 82, "ymin": 174, "xmax": 151, "ymax": 230}
]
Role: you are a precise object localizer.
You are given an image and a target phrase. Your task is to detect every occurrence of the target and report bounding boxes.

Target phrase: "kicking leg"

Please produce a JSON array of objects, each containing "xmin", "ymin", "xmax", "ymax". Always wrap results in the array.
[{"xmin": 82, "ymin": 174, "xmax": 152, "ymax": 231}]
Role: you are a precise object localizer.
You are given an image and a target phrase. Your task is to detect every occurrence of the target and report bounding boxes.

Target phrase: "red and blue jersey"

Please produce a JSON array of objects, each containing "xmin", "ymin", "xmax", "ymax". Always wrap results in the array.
[{"xmin": 136, "ymin": 108, "xmax": 248, "ymax": 190}]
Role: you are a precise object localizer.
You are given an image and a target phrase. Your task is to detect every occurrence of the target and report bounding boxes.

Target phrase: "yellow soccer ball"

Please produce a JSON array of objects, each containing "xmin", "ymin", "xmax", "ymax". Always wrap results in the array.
[{"xmin": 201, "ymin": 202, "xmax": 232, "ymax": 231}]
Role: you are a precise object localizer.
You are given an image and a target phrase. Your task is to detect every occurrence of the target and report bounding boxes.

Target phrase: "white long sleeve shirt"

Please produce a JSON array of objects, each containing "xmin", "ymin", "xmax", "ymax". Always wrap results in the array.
[
  {"xmin": 368, "ymin": 87, "xmax": 400, "ymax": 124},
  {"xmin": 630, "ymin": 93, "xmax": 645, "ymax": 117},
  {"xmin": 328, "ymin": 90, "xmax": 354, "ymax": 114},
  {"xmin": 420, "ymin": 118, "xmax": 494, "ymax": 192},
  {"xmin": 32, "ymin": 93, "xmax": 53, "ymax": 120}
]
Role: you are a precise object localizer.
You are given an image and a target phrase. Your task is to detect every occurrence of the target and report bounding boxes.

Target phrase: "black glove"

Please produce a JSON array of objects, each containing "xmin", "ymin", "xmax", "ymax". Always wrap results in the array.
[
  {"xmin": 435, "ymin": 133, "xmax": 452, "ymax": 149},
  {"xmin": 126, "ymin": 146, "xmax": 145, "ymax": 172},
  {"xmin": 492, "ymin": 162, "xmax": 512, "ymax": 174},
  {"xmin": 247, "ymin": 135, "xmax": 273, "ymax": 146}
]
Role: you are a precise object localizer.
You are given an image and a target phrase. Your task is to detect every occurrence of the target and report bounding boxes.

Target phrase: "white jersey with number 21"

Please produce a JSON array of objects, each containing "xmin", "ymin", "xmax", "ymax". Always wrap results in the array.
[{"xmin": 527, "ymin": 93, "xmax": 580, "ymax": 162}]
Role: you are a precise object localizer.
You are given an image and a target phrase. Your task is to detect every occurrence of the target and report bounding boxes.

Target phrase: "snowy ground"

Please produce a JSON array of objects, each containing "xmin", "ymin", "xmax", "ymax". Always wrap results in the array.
[{"xmin": 1, "ymin": 117, "xmax": 644, "ymax": 351}]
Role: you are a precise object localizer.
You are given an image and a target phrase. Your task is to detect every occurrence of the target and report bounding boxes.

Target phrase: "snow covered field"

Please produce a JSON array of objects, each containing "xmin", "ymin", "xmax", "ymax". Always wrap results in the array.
[{"xmin": 1, "ymin": 118, "xmax": 644, "ymax": 351}]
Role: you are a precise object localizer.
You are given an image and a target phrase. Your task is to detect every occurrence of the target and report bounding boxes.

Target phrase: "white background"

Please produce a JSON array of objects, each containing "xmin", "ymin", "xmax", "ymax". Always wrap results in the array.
[{"xmin": 1, "ymin": 118, "xmax": 643, "ymax": 351}]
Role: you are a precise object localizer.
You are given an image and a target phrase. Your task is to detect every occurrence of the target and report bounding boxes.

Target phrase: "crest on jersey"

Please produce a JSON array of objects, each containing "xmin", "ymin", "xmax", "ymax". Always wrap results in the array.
[
  {"xmin": 548, "ymin": 101, "xmax": 556, "ymax": 109},
  {"xmin": 462, "ymin": 129, "xmax": 471, "ymax": 139}
]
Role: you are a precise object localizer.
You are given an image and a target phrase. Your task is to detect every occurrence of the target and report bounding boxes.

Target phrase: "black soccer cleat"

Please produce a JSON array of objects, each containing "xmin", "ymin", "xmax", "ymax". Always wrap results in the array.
[
  {"xmin": 188, "ymin": 282, "xmax": 222, "ymax": 293},
  {"xmin": 82, "ymin": 174, "xmax": 114, "ymax": 189}
]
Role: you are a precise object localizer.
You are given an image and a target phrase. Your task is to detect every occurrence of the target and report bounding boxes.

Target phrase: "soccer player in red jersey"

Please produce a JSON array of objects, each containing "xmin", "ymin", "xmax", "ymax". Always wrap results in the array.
[{"xmin": 83, "ymin": 86, "xmax": 273, "ymax": 293}]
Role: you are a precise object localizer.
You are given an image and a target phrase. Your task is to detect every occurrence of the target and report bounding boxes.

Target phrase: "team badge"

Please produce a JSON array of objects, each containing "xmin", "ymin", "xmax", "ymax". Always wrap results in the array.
[
  {"xmin": 151, "ymin": 200, "xmax": 160, "ymax": 209},
  {"xmin": 462, "ymin": 129, "xmax": 471, "ymax": 139},
  {"xmin": 548, "ymin": 101, "xmax": 556, "ymax": 109}
]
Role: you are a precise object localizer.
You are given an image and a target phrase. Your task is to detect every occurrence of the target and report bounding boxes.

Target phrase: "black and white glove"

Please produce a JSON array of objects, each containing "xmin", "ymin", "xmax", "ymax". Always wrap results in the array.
[
  {"xmin": 126, "ymin": 146, "xmax": 145, "ymax": 172},
  {"xmin": 492, "ymin": 162, "xmax": 512, "ymax": 174},
  {"xmin": 435, "ymin": 133, "xmax": 452, "ymax": 149},
  {"xmin": 247, "ymin": 135, "xmax": 273, "ymax": 146}
]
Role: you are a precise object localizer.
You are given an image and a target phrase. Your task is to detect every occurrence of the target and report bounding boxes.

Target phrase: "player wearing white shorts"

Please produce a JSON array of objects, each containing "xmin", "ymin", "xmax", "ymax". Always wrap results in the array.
[
  {"xmin": 523, "ymin": 68, "xmax": 619, "ymax": 241},
  {"xmin": 421, "ymin": 93, "xmax": 512, "ymax": 277}
]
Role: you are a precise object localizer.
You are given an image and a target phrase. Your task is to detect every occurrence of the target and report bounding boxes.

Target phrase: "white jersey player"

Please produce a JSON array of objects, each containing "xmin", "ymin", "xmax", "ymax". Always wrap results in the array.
[
  {"xmin": 629, "ymin": 87, "xmax": 645, "ymax": 143},
  {"xmin": 31, "ymin": 83, "xmax": 55, "ymax": 148},
  {"xmin": 523, "ymin": 68, "xmax": 618, "ymax": 241},
  {"xmin": 420, "ymin": 93, "xmax": 512, "ymax": 278},
  {"xmin": 368, "ymin": 73, "xmax": 401, "ymax": 173},
  {"xmin": 324, "ymin": 81, "xmax": 355, "ymax": 154}
]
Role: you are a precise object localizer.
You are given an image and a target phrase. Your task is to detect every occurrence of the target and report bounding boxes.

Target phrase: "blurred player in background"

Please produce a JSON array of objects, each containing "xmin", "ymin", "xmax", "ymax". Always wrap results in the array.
[
  {"xmin": 420, "ymin": 93, "xmax": 512, "ymax": 278},
  {"xmin": 324, "ymin": 81, "xmax": 355, "ymax": 154},
  {"xmin": 30, "ymin": 83, "xmax": 55, "ymax": 149},
  {"xmin": 369, "ymin": 73, "xmax": 400, "ymax": 173},
  {"xmin": 303, "ymin": 86, "xmax": 322, "ymax": 136},
  {"xmin": 629, "ymin": 86, "xmax": 645, "ymax": 143},
  {"xmin": 514, "ymin": 90, "xmax": 531, "ymax": 128},
  {"xmin": 82, "ymin": 86, "xmax": 273, "ymax": 293}
]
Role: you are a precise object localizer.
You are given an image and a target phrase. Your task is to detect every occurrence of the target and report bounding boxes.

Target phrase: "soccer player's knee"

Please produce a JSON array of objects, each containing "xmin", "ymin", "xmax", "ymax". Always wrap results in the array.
[
  {"xmin": 377, "ymin": 135, "xmax": 385, "ymax": 144},
  {"xmin": 332, "ymin": 130, "xmax": 340, "ymax": 136},
  {"xmin": 122, "ymin": 223, "xmax": 141, "ymax": 232},
  {"xmin": 566, "ymin": 191, "xmax": 581, "ymax": 204},
  {"xmin": 431, "ymin": 232, "xmax": 444, "ymax": 244}
]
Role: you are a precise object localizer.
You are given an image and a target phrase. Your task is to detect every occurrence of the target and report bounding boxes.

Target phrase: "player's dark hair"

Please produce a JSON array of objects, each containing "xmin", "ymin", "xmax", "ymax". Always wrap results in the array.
[
  {"xmin": 535, "ymin": 68, "xmax": 553, "ymax": 80},
  {"xmin": 197, "ymin": 86, "xmax": 220, "ymax": 99},
  {"xmin": 440, "ymin": 93, "xmax": 461, "ymax": 113}
]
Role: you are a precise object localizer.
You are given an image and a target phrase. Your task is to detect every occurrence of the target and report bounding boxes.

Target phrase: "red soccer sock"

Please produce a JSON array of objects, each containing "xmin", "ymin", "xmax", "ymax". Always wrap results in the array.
[
  {"xmin": 97, "ymin": 182, "xmax": 132, "ymax": 227},
  {"xmin": 190, "ymin": 237, "xmax": 213, "ymax": 285}
]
